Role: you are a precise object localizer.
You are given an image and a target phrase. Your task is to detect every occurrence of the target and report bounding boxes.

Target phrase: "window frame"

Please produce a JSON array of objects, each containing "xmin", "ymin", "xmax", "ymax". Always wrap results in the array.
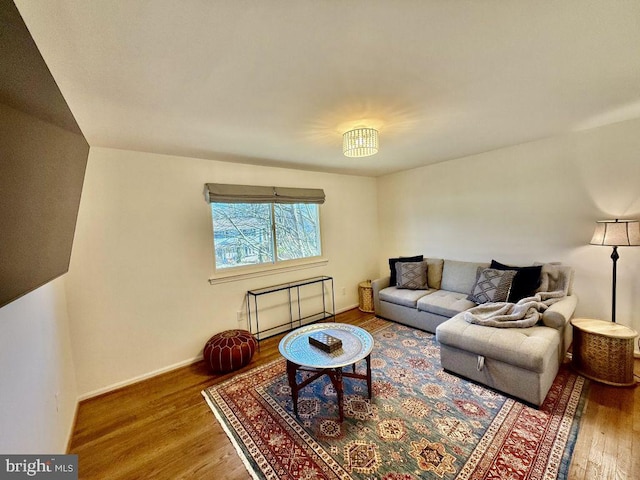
[{"xmin": 207, "ymin": 186, "xmax": 326, "ymax": 281}]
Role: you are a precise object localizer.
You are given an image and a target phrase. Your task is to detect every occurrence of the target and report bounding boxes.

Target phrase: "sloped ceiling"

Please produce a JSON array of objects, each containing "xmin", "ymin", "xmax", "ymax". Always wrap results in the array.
[{"xmin": 14, "ymin": 0, "xmax": 640, "ymax": 176}]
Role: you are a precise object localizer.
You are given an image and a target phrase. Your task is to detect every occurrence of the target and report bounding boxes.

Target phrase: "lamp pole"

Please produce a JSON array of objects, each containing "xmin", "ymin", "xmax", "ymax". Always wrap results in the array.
[{"xmin": 610, "ymin": 245, "xmax": 618, "ymax": 323}]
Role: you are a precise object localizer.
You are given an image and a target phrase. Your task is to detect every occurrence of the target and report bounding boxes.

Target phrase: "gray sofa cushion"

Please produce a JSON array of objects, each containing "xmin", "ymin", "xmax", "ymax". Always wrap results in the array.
[
  {"xmin": 436, "ymin": 314, "xmax": 560, "ymax": 373},
  {"xmin": 379, "ymin": 286, "xmax": 434, "ymax": 308},
  {"xmin": 536, "ymin": 263, "xmax": 574, "ymax": 296},
  {"xmin": 417, "ymin": 290, "xmax": 476, "ymax": 317},
  {"xmin": 542, "ymin": 294, "xmax": 578, "ymax": 328},
  {"xmin": 425, "ymin": 258, "xmax": 444, "ymax": 289},
  {"xmin": 440, "ymin": 260, "xmax": 489, "ymax": 294}
]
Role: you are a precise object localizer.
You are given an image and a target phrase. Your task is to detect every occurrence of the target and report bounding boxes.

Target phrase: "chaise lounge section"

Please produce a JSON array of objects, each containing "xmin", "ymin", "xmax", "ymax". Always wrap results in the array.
[{"xmin": 372, "ymin": 257, "xmax": 577, "ymax": 405}]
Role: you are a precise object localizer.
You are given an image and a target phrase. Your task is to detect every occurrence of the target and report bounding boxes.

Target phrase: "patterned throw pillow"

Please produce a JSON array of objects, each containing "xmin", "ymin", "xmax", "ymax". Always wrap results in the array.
[
  {"xmin": 395, "ymin": 261, "xmax": 428, "ymax": 289},
  {"xmin": 389, "ymin": 255, "xmax": 424, "ymax": 286},
  {"xmin": 468, "ymin": 268, "xmax": 517, "ymax": 304}
]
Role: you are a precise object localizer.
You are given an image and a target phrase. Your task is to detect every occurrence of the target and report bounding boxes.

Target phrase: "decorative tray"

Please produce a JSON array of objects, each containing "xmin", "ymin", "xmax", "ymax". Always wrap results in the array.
[{"xmin": 278, "ymin": 323, "xmax": 374, "ymax": 369}]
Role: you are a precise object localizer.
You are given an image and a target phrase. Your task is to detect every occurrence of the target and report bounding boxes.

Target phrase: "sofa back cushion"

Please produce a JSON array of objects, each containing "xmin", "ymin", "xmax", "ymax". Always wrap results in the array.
[
  {"xmin": 440, "ymin": 260, "xmax": 490, "ymax": 294},
  {"xmin": 536, "ymin": 263, "xmax": 574, "ymax": 296},
  {"xmin": 425, "ymin": 258, "xmax": 444, "ymax": 290}
]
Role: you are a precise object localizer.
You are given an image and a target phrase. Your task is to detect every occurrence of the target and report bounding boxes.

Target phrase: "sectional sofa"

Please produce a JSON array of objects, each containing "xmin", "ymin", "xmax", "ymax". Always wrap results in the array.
[{"xmin": 372, "ymin": 257, "xmax": 577, "ymax": 406}]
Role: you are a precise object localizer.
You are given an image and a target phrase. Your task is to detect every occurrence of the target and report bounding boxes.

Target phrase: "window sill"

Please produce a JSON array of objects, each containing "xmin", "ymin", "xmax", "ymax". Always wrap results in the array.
[{"xmin": 208, "ymin": 258, "xmax": 329, "ymax": 285}]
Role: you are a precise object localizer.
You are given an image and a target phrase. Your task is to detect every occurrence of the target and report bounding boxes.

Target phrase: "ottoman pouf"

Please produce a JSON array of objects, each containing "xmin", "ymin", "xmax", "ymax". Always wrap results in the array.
[{"xmin": 203, "ymin": 329, "xmax": 257, "ymax": 373}]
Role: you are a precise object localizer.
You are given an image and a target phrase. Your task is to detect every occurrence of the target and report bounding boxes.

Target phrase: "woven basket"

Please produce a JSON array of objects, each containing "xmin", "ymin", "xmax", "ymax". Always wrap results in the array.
[
  {"xmin": 572, "ymin": 318, "xmax": 637, "ymax": 386},
  {"xmin": 358, "ymin": 281, "xmax": 374, "ymax": 313}
]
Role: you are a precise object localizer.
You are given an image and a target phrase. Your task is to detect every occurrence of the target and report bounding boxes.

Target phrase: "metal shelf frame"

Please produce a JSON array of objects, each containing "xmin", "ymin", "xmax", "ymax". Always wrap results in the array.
[{"xmin": 247, "ymin": 275, "xmax": 335, "ymax": 341}]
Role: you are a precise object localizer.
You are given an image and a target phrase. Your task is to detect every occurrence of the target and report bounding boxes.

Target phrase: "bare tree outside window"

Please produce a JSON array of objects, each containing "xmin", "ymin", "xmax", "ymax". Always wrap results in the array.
[
  {"xmin": 275, "ymin": 203, "xmax": 321, "ymax": 261},
  {"xmin": 211, "ymin": 202, "xmax": 321, "ymax": 269}
]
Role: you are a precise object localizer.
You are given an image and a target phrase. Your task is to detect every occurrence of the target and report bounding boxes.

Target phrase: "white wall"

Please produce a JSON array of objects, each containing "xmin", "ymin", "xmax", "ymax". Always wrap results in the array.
[
  {"xmin": 377, "ymin": 117, "xmax": 640, "ymax": 344},
  {"xmin": 0, "ymin": 276, "xmax": 78, "ymax": 453},
  {"xmin": 66, "ymin": 147, "xmax": 379, "ymax": 397}
]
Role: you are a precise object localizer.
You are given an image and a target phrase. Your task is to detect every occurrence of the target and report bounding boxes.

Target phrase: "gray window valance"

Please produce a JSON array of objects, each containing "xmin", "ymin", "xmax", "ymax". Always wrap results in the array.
[{"xmin": 204, "ymin": 183, "xmax": 325, "ymax": 204}]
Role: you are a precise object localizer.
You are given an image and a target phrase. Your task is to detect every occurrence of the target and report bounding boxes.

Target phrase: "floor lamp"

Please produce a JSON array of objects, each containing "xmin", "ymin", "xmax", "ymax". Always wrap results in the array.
[{"xmin": 590, "ymin": 219, "xmax": 640, "ymax": 323}]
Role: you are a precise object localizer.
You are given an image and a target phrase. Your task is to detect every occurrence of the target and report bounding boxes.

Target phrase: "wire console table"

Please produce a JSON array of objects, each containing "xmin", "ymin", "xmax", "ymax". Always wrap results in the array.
[{"xmin": 247, "ymin": 275, "xmax": 336, "ymax": 341}]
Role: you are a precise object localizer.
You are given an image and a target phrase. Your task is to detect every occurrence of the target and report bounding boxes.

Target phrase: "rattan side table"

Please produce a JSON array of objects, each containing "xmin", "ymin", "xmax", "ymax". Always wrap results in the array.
[
  {"xmin": 358, "ymin": 281, "xmax": 374, "ymax": 313},
  {"xmin": 571, "ymin": 318, "xmax": 638, "ymax": 386}
]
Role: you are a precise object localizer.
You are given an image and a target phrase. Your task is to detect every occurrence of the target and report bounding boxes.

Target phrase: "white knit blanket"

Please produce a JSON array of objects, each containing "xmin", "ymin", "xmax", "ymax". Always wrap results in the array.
[{"xmin": 462, "ymin": 290, "xmax": 567, "ymax": 328}]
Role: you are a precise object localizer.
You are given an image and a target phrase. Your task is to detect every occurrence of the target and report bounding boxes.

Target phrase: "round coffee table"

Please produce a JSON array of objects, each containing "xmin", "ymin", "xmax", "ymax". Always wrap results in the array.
[{"xmin": 279, "ymin": 323, "xmax": 374, "ymax": 422}]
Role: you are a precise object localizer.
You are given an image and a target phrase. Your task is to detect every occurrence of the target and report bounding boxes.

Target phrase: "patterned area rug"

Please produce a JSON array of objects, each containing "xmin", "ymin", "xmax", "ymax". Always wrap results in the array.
[{"xmin": 202, "ymin": 319, "xmax": 587, "ymax": 479}]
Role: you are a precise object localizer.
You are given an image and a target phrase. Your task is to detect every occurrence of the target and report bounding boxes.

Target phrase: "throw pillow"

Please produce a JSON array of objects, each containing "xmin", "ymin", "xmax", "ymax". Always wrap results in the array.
[
  {"xmin": 395, "ymin": 261, "xmax": 429, "ymax": 290},
  {"xmin": 468, "ymin": 267, "xmax": 517, "ymax": 304},
  {"xmin": 389, "ymin": 255, "xmax": 423, "ymax": 286},
  {"xmin": 490, "ymin": 260, "xmax": 542, "ymax": 302}
]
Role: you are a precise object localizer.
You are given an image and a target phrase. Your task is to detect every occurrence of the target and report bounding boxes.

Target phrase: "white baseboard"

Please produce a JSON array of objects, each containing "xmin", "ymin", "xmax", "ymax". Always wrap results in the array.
[
  {"xmin": 77, "ymin": 304, "xmax": 362, "ymax": 402},
  {"xmin": 65, "ymin": 401, "xmax": 79, "ymax": 453},
  {"xmin": 77, "ymin": 355, "xmax": 202, "ymax": 401},
  {"xmin": 337, "ymin": 303, "xmax": 359, "ymax": 314}
]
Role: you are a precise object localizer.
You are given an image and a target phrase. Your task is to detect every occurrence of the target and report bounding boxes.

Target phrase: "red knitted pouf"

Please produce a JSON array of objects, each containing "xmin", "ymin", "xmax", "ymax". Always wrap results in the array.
[{"xmin": 203, "ymin": 329, "xmax": 258, "ymax": 373}]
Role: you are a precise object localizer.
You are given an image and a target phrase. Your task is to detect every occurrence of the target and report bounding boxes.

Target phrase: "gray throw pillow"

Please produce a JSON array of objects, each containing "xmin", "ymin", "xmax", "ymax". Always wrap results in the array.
[
  {"xmin": 395, "ymin": 261, "xmax": 428, "ymax": 290},
  {"xmin": 468, "ymin": 268, "xmax": 517, "ymax": 304}
]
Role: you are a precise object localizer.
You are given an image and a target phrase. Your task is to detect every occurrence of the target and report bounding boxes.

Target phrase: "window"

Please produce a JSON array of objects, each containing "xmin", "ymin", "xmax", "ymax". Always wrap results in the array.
[{"xmin": 206, "ymin": 184, "xmax": 324, "ymax": 270}]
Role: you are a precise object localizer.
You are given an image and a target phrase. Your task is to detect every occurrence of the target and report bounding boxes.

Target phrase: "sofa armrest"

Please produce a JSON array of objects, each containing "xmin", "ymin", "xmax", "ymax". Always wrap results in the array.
[
  {"xmin": 372, "ymin": 276, "xmax": 390, "ymax": 314},
  {"xmin": 542, "ymin": 294, "xmax": 578, "ymax": 328}
]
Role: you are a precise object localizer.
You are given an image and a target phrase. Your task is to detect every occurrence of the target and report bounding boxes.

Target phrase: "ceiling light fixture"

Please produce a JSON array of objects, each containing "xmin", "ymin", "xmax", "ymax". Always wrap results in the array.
[{"xmin": 343, "ymin": 127, "xmax": 379, "ymax": 158}]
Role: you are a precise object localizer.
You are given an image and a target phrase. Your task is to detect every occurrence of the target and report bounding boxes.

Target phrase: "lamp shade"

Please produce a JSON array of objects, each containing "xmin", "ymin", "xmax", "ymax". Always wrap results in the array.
[
  {"xmin": 590, "ymin": 219, "xmax": 640, "ymax": 246},
  {"xmin": 343, "ymin": 127, "xmax": 379, "ymax": 157}
]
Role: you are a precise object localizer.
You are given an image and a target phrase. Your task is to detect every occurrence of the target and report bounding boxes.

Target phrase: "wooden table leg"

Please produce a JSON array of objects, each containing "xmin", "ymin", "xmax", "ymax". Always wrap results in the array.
[
  {"xmin": 365, "ymin": 354, "xmax": 372, "ymax": 399},
  {"xmin": 286, "ymin": 357, "xmax": 371, "ymax": 423},
  {"xmin": 286, "ymin": 360, "xmax": 300, "ymax": 417},
  {"xmin": 328, "ymin": 368, "xmax": 345, "ymax": 422}
]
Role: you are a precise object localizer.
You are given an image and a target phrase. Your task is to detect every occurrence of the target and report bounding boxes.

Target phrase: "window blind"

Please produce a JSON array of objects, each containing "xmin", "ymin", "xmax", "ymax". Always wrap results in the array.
[{"xmin": 205, "ymin": 183, "xmax": 325, "ymax": 204}]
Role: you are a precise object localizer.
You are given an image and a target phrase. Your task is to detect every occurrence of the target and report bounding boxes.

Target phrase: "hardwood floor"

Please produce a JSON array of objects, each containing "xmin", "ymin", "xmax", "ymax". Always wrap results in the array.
[{"xmin": 69, "ymin": 308, "xmax": 639, "ymax": 479}]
